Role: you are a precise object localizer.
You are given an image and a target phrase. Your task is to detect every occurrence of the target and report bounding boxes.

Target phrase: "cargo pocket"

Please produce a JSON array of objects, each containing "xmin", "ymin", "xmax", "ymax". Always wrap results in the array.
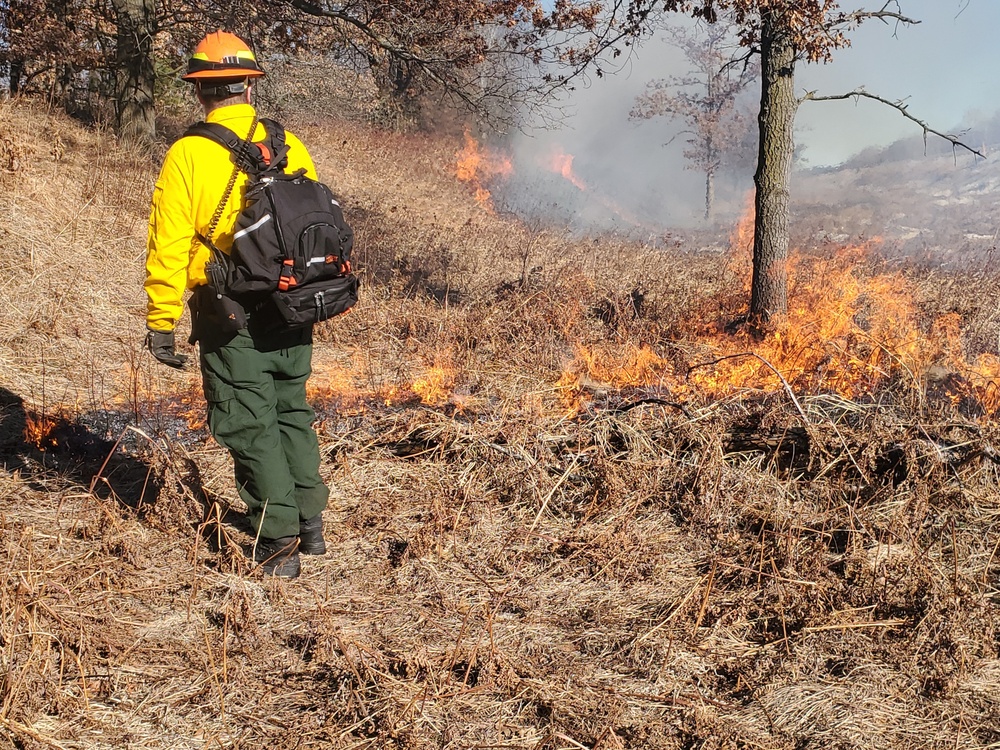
[{"xmin": 203, "ymin": 379, "xmax": 239, "ymax": 448}]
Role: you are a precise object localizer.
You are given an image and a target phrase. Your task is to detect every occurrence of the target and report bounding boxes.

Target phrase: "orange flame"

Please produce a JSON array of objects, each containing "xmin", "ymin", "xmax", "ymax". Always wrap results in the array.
[
  {"xmin": 540, "ymin": 145, "xmax": 661, "ymax": 229},
  {"xmin": 308, "ymin": 360, "xmax": 366, "ymax": 409},
  {"xmin": 174, "ymin": 395, "xmax": 206, "ymax": 431},
  {"xmin": 558, "ymin": 344, "xmax": 671, "ymax": 415},
  {"xmin": 544, "ymin": 146, "xmax": 587, "ymax": 191},
  {"xmin": 557, "ymin": 370, "xmax": 586, "ymax": 415},
  {"xmin": 454, "ymin": 129, "xmax": 513, "ymax": 210},
  {"xmin": 310, "ymin": 353, "xmax": 462, "ymax": 410},
  {"xmin": 555, "ymin": 206, "xmax": 1000, "ymax": 417},
  {"xmin": 727, "ymin": 195, "xmax": 755, "ymax": 282},
  {"xmin": 24, "ymin": 413, "xmax": 59, "ymax": 450},
  {"xmin": 412, "ymin": 364, "xmax": 456, "ymax": 407},
  {"xmin": 580, "ymin": 344, "xmax": 669, "ymax": 388}
]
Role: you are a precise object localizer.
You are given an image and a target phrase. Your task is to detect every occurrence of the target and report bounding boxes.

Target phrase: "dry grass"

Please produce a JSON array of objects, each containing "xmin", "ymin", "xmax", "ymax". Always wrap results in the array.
[{"xmin": 3, "ymin": 98, "xmax": 1000, "ymax": 749}]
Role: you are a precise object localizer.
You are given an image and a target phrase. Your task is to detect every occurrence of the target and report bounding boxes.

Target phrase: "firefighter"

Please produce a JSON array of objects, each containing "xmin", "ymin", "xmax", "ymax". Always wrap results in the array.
[{"xmin": 144, "ymin": 31, "xmax": 328, "ymax": 578}]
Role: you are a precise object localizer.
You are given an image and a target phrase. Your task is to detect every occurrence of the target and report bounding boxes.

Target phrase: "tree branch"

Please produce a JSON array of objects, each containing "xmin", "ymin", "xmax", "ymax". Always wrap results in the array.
[
  {"xmin": 687, "ymin": 352, "xmax": 811, "ymax": 427},
  {"xmin": 801, "ymin": 89, "xmax": 984, "ymax": 158},
  {"xmin": 843, "ymin": 9, "xmax": 919, "ymax": 27}
]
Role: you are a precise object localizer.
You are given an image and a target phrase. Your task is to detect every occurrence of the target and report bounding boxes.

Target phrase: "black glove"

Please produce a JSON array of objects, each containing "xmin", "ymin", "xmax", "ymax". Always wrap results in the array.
[{"xmin": 146, "ymin": 328, "xmax": 188, "ymax": 370}]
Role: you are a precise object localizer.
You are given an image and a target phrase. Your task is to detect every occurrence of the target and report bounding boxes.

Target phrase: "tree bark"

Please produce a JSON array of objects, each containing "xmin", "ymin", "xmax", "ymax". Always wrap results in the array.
[
  {"xmin": 705, "ymin": 168, "xmax": 714, "ymax": 221},
  {"xmin": 9, "ymin": 61, "xmax": 23, "ymax": 96},
  {"xmin": 111, "ymin": 0, "xmax": 156, "ymax": 145},
  {"xmin": 749, "ymin": 9, "xmax": 798, "ymax": 323}
]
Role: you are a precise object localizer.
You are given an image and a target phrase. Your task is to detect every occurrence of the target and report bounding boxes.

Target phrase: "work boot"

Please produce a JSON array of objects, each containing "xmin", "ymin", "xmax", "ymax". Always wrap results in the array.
[
  {"xmin": 299, "ymin": 513, "xmax": 327, "ymax": 556},
  {"xmin": 254, "ymin": 536, "xmax": 301, "ymax": 578}
]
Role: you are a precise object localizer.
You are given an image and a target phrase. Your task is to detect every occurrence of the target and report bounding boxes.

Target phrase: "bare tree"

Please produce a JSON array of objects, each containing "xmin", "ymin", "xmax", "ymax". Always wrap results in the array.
[
  {"xmin": 111, "ymin": 0, "xmax": 156, "ymax": 144},
  {"xmin": 0, "ymin": 0, "xmax": 156, "ymax": 140},
  {"xmin": 631, "ymin": 21, "xmax": 758, "ymax": 221},
  {"xmin": 259, "ymin": 0, "xmax": 604, "ymax": 129},
  {"xmin": 567, "ymin": 0, "xmax": 982, "ymax": 326},
  {"xmin": 0, "ymin": 0, "xmax": 604, "ymax": 138},
  {"xmin": 0, "ymin": 0, "xmax": 105, "ymax": 103}
]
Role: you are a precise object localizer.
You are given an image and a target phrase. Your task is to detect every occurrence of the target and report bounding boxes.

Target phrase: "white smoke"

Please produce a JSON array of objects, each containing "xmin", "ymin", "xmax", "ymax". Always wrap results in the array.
[{"xmin": 490, "ymin": 0, "xmax": 997, "ymax": 235}]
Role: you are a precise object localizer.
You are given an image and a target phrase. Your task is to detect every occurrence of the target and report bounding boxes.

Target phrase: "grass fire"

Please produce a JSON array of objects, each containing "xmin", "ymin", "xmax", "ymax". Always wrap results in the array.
[{"xmin": 3, "ymin": 88, "xmax": 1000, "ymax": 750}]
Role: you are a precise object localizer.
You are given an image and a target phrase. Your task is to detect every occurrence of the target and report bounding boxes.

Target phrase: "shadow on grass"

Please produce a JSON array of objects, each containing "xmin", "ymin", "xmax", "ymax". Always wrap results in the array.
[
  {"xmin": 2, "ymin": 387, "xmax": 307, "ymax": 571},
  {"xmin": 1, "ymin": 386, "xmax": 167, "ymax": 508}
]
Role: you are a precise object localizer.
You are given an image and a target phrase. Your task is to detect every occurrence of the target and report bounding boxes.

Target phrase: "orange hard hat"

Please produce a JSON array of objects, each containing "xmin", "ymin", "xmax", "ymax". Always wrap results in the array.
[{"xmin": 182, "ymin": 31, "xmax": 265, "ymax": 82}]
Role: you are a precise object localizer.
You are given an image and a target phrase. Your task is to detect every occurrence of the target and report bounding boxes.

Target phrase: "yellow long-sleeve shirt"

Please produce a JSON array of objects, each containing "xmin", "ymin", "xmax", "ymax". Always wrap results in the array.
[{"xmin": 144, "ymin": 104, "xmax": 318, "ymax": 332}]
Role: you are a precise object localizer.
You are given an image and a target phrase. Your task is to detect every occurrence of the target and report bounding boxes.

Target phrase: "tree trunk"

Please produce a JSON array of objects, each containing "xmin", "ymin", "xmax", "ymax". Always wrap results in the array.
[
  {"xmin": 705, "ymin": 167, "xmax": 714, "ymax": 221},
  {"xmin": 369, "ymin": 51, "xmax": 420, "ymax": 128},
  {"xmin": 705, "ymin": 133, "xmax": 715, "ymax": 221},
  {"xmin": 9, "ymin": 61, "xmax": 23, "ymax": 96},
  {"xmin": 112, "ymin": 0, "xmax": 156, "ymax": 145},
  {"xmin": 749, "ymin": 10, "xmax": 798, "ymax": 323}
]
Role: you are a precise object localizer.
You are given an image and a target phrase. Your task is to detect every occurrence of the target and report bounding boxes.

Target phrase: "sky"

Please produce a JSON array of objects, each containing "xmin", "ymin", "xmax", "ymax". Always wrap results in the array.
[
  {"xmin": 793, "ymin": 0, "xmax": 1000, "ymax": 166},
  {"xmin": 502, "ymin": 0, "xmax": 1000, "ymax": 229}
]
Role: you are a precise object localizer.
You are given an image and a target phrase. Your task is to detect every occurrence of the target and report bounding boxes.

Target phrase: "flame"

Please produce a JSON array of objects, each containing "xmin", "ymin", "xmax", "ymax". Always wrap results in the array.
[
  {"xmin": 309, "ymin": 353, "xmax": 462, "ymax": 410},
  {"xmin": 579, "ymin": 344, "xmax": 669, "ymax": 388},
  {"xmin": 554, "ymin": 207, "xmax": 1000, "ymax": 416},
  {"xmin": 539, "ymin": 145, "xmax": 661, "ymax": 229},
  {"xmin": 412, "ymin": 365, "xmax": 456, "ymax": 407},
  {"xmin": 454, "ymin": 129, "xmax": 512, "ymax": 210},
  {"xmin": 544, "ymin": 146, "xmax": 587, "ymax": 191},
  {"xmin": 727, "ymin": 195, "xmax": 755, "ymax": 282},
  {"xmin": 558, "ymin": 345, "xmax": 672, "ymax": 416},
  {"xmin": 964, "ymin": 353, "xmax": 1000, "ymax": 413},
  {"xmin": 24, "ymin": 412, "xmax": 59, "ymax": 450},
  {"xmin": 174, "ymin": 395, "xmax": 206, "ymax": 431},
  {"xmin": 308, "ymin": 360, "xmax": 366, "ymax": 409},
  {"xmin": 557, "ymin": 370, "xmax": 586, "ymax": 415},
  {"xmin": 679, "ymin": 242, "xmax": 940, "ymax": 399}
]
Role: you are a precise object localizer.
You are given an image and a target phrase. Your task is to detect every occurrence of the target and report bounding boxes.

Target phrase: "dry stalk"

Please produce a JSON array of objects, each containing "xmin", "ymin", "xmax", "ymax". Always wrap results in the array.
[
  {"xmin": 688, "ymin": 352, "xmax": 811, "ymax": 427},
  {"xmin": 1, "ymin": 98, "xmax": 1000, "ymax": 750}
]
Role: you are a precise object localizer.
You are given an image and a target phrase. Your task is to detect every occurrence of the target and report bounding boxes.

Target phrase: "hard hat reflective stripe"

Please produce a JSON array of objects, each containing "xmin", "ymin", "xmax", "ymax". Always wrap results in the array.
[{"xmin": 187, "ymin": 57, "xmax": 261, "ymax": 73}]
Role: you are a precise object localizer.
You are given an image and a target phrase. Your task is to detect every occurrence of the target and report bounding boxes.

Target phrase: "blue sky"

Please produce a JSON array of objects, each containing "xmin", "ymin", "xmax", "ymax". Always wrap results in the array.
[{"xmin": 794, "ymin": 0, "xmax": 1000, "ymax": 165}]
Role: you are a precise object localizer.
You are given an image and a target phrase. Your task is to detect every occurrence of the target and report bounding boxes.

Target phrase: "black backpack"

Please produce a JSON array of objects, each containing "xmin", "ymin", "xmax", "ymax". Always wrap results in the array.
[{"xmin": 186, "ymin": 117, "xmax": 359, "ymax": 329}]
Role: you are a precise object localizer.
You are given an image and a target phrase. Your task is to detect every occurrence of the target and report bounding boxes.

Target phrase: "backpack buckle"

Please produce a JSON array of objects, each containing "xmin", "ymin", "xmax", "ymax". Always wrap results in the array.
[{"xmin": 277, "ymin": 258, "xmax": 295, "ymax": 291}]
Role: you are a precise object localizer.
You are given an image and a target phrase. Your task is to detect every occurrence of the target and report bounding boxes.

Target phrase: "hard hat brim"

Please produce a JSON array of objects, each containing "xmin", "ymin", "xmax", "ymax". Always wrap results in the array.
[{"xmin": 182, "ymin": 68, "xmax": 266, "ymax": 82}]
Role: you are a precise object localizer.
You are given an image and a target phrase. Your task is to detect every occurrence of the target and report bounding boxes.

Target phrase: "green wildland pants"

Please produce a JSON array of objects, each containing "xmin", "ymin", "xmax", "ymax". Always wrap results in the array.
[{"xmin": 199, "ymin": 326, "xmax": 329, "ymax": 540}]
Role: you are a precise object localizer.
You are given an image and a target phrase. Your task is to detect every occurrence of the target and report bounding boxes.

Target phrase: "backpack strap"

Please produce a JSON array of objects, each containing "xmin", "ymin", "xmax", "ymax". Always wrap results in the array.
[
  {"xmin": 184, "ymin": 121, "xmax": 244, "ymax": 152},
  {"xmin": 189, "ymin": 116, "xmax": 258, "ymax": 270},
  {"xmin": 185, "ymin": 121, "xmax": 264, "ymax": 175},
  {"xmin": 258, "ymin": 118, "xmax": 290, "ymax": 172}
]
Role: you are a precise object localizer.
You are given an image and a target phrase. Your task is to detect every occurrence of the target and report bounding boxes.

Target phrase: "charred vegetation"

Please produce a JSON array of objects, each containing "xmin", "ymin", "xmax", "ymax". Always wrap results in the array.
[{"xmin": 1, "ymin": 96, "xmax": 1000, "ymax": 749}]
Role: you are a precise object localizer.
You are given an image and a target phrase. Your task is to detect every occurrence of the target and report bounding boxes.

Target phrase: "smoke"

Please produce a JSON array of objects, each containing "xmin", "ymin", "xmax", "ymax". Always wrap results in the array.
[
  {"xmin": 486, "ymin": 0, "xmax": 999, "ymax": 236},
  {"xmin": 495, "ymin": 27, "xmax": 749, "ymax": 234}
]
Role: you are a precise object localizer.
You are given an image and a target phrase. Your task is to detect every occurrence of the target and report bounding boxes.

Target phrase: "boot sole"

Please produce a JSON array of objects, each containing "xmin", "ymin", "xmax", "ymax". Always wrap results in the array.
[
  {"xmin": 262, "ymin": 563, "xmax": 301, "ymax": 578},
  {"xmin": 259, "ymin": 555, "xmax": 302, "ymax": 578}
]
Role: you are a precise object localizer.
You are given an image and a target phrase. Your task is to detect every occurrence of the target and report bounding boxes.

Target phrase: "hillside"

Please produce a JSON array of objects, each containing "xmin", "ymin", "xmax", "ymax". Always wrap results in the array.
[
  {"xmin": 3, "ymin": 98, "xmax": 1000, "ymax": 750},
  {"xmin": 795, "ymin": 148, "xmax": 1000, "ymax": 268}
]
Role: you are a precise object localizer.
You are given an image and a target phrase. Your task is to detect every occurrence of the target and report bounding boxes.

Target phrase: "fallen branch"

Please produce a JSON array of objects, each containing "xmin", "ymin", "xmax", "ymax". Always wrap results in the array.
[{"xmin": 611, "ymin": 397, "xmax": 692, "ymax": 418}]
